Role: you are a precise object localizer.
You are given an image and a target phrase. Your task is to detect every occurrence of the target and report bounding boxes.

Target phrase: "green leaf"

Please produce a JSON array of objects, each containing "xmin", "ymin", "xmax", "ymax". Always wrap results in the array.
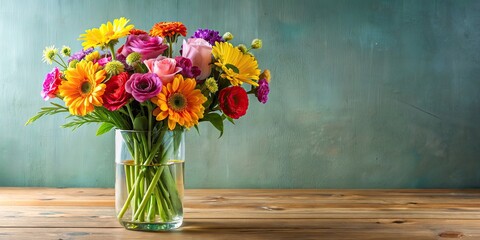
[
  {"xmin": 223, "ymin": 114, "xmax": 235, "ymax": 125},
  {"xmin": 203, "ymin": 94, "xmax": 213, "ymax": 109},
  {"xmin": 61, "ymin": 110, "xmax": 114, "ymax": 130},
  {"xmin": 25, "ymin": 102, "xmax": 69, "ymax": 126},
  {"xmin": 96, "ymin": 122, "xmax": 115, "ymax": 136},
  {"xmin": 225, "ymin": 64, "xmax": 239, "ymax": 74},
  {"xmin": 133, "ymin": 116, "xmax": 148, "ymax": 131},
  {"xmin": 203, "ymin": 113, "xmax": 224, "ymax": 138},
  {"xmin": 194, "ymin": 125, "xmax": 200, "ymax": 135}
]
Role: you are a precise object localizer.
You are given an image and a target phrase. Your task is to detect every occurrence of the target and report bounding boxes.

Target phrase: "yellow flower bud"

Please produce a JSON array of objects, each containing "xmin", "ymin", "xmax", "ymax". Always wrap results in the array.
[
  {"xmin": 222, "ymin": 32, "xmax": 234, "ymax": 41},
  {"xmin": 259, "ymin": 69, "xmax": 271, "ymax": 82},
  {"xmin": 251, "ymin": 39, "xmax": 262, "ymax": 49},
  {"xmin": 237, "ymin": 44, "xmax": 248, "ymax": 53}
]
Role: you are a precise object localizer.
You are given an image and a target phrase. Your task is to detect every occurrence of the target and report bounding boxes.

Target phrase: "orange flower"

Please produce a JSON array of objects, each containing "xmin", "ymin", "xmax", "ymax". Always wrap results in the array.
[
  {"xmin": 152, "ymin": 74, "xmax": 207, "ymax": 130},
  {"xmin": 129, "ymin": 29, "xmax": 147, "ymax": 35},
  {"xmin": 59, "ymin": 61, "xmax": 106, "ymax": 116},
  {"xmin": 150, "ymin": 22, "xmax": 187, "ymax": 38}
]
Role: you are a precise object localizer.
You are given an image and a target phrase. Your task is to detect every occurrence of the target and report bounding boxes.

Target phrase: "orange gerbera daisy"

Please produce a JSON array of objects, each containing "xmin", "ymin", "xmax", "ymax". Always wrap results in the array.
[
  {"xmin": 152, "ymin": 75, "xmax": 207, "ymax": 130},
  {"xmin": 59, "ymin": 61, "xmax": 106, "ymax": 116},
  {"xmin": 150, "ymin": 21, "xmax": 187, "ymax": 38}
]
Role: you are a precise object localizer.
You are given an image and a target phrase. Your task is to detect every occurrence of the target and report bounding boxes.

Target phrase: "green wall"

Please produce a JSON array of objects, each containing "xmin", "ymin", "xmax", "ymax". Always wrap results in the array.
[{"xmin": 1, "ymin": 0, "xmax": 479, "ymax": 188}]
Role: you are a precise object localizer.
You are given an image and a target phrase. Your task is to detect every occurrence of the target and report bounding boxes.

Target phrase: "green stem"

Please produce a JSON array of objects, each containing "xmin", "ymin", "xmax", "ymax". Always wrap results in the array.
[
  {"xmin": 133, "ymin": 165, "xmax": 164, "ymax": 220},
  {"xmin": 58, "ymin": 56, "xmax": 68, "ymax": 68},
  {"xmin": 168, "ymin": 42, "xmax": 173, "ymax": 58},
  {"xmin": 147, "ymin": 194, "xmax": 156, "ymax": 222},
  {"xmin": 162, "ymin": 167, "xmax": 182, "ymax": 212},
  {"xmin": 52, "ymin": 59, "xmax": 67, "ymax": 69},
  {"xmin": 117, "ymin": 131, "xmax": 167, "ymax": 220},
  {"xmin": 147, "ymin": 103, "xmax": 153, "ymax": 150},
  {"xmin": 117, "ymin": 168, "xmax": 145, "ymax": 219},
  {"xmin": 124, "ymin": 164, "xmax": 131, "ymax": 196},
  {"xmin": 125, "ymin": 104, "xmax": 135, "ymax": 125},
  {"xmin": 158, "ymin": 178, "xmax": 173, "ymax": 218},
  {"xmin": 154, "ymin": 187, "xmax": 168, "ymax": 221},
  {"xmin": 132, "ymin": 139, "xmax": 139, "ymax": 216},
  {"xmin": 109, "ymin": 44, "xmax": 116, "ymax": 60}
]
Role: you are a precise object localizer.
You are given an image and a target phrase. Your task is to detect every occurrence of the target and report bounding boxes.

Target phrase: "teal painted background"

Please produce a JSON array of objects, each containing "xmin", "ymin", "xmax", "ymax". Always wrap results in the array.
[{"xmin": 1, "ymin": 0, "xmax": 479, "ymax": 188}]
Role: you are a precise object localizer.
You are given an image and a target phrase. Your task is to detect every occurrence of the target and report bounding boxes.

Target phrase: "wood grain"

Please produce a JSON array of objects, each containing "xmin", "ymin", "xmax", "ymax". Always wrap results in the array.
[{"xmin": 0, "ymin": 188, "xmax": 479, "ymax": 239}]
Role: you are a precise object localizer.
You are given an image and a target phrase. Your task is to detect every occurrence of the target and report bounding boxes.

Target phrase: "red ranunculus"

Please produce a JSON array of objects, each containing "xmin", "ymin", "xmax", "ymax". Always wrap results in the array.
[
  {"xmin": 103, "ymin": 72, "xmax": 131, "ymax": 111},
  {"xmin": 218, "ymin": 86, "xmax": 249, "ymax": 119}
]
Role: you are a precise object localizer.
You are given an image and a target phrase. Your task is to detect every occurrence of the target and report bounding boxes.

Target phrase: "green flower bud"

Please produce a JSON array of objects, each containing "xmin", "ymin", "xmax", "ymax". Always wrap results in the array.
[
  {"xmin": 68, "ymin": 60, "xmax": 79, "ymax": 69},
  {"xmin": 105, "ymin": 60, "xmax": 125, "ymax": 75},
  {"xmin": 222, "ymin": 32, "xmax": 234, "ymax": 41},
  {"xmin": 237, "ymin": 44, "xmax": 248, "ymax": 53},
  {"xmin": 251, "ymin": 39, "xmax": 262, "ymax": 49},
  {"xmin": 61, "ymin": 46, "xmax": 71, "ymax": 57},
  {"xmin": 205, "ymin": 77, "xmax": 218, "ymax": 93},
  {"xmin": 126, "ymin": 52, "xmax": 142, "ymax": 66}
]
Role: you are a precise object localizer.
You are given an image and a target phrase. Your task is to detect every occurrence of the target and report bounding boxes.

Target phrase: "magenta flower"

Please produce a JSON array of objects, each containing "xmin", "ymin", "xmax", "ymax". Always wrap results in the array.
[
  {"xmin": 119, "ymin": 34, "xmax": 168, "ymax": 61},
  {"xmin": 96, "ymin": 56, "xmax": 111, "ymax": 66},
  {"xmin": 174, "ymin": 56, "xmax": 200, "ymax": 79},
  {"xmin": 125, "ymin": 73, "xmax": 162, "ymax": 102},
  {"xmin": 41, "ymin": 67, "xmax": 62, "ymax": 100},
  {"xmin": 255, "ymin": 79, "xmax": 270, "ymax": 104}
]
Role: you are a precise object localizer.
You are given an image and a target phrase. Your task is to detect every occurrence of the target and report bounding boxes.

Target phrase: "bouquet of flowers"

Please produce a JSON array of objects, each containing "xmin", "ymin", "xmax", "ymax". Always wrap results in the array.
[{"xmin": 26, "ymin": 17, "xmax": 270, "ymax": 230}]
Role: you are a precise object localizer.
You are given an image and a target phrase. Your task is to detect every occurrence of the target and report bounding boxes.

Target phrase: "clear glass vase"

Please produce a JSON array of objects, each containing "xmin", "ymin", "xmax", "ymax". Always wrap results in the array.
[{"xmin": 115, "ymin": 129, "xmax": 185, "ymax": 231}]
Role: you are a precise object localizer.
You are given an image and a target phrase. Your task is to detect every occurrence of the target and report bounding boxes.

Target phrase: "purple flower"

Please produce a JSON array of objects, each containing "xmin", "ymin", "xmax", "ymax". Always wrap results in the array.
[
  {"xmin": 68, "ymin": 48, "xmax": 94, "ymax": 62},
  {"xmin": 118, "ymin": 34, "xmax": 168, "ymax": 61},
  {"xmin": 174, "ymin": 56, "xmax": 201, "ymax": 79},
  {"xmin": 41, "ymin": 67, "xmax": 62, "ymax": 100},
  {"xmin": 191, "ymin": 28, "xmax": 224, "ymax": 46},
  {"xmin": 255, "ymin": 79, "xmax": 270, "ymax": 104},
  {"xmin": 125, "ymin": 73, "xmax": 162, "ymax": 102}
]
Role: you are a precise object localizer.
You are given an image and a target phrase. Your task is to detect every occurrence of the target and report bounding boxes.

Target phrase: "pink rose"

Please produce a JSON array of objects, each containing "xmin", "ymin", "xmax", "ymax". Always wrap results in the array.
[
  {"xmin": 144, "ymin": 57, "xmax": 182, "ymax": 84},
  {"xmin": 119, "ymin": 34, "xmax": 168, "ymax": 61},
  {"xmin": 182, "ymin": 38, "xmax": 212, "ymax": 80}
]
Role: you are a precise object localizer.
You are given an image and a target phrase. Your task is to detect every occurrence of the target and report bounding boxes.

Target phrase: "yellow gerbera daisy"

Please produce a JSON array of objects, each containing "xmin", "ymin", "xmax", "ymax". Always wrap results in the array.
[
  {"xmin": 212, "ymin": 42, "xmax": 260, "ymax": 86},
  {"xmin": 59, "ymin": 61, "xmax": 107, "ymax": 116},
  {"xmin": 152, "ymin": 75, "xmax": 207, "ymax": 130},
  {"xmin": 79, "ymin": 17, "xmax": 134, "ymax": 49}
]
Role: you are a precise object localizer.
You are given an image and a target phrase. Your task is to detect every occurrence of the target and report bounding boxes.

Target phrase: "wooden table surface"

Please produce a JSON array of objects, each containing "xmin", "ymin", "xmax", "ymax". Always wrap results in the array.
[{"xmin": 0, "ymin": 188, "xmax": 479, "ymax": 239}]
